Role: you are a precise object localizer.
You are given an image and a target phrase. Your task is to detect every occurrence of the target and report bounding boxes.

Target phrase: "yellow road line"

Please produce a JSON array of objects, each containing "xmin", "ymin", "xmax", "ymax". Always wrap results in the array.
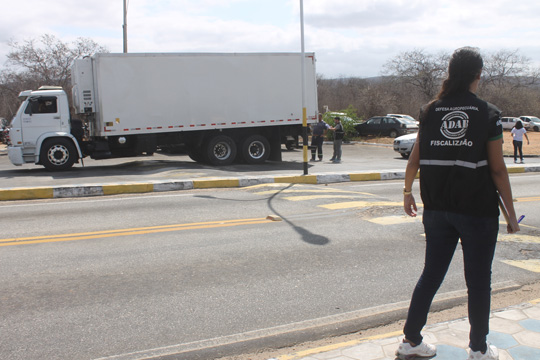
[{"xmin": 0, "ymin": 218, "xmax": 271, "ymax": 247}]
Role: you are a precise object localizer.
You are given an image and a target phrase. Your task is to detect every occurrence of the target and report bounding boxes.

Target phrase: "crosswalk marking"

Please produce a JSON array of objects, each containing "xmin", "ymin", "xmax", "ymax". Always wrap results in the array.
[
  {"xmin": 255, "ymin": 189, "xmax": 374, "ymax": 196},
  {"xmin": 502, "ymin": 260, "xmax": 540, "ymax": 273},
  {"xmin": 499, "ymin": 234, "xmax": 540, "ymax": 244},
  {"xmin": 319, "ymin": 200, "xmax": 401, "ymax": 210},
  {"xmin": 367, "ymin": 216, "xmax": 419, "ymax": 225},
  {"xmin": 284, "ymin": 195, "xmax": 371, "ymax": 201},
  {"xmin": 515, "ymin": 196, "xmax": 540, "ymax": 202}
]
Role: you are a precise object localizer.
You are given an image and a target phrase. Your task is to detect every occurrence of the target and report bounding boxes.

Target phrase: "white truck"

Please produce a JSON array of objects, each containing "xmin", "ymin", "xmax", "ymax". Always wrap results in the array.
[{"xmin": 6, "ymin": 52, "xmax": 318, "ymax": 170}]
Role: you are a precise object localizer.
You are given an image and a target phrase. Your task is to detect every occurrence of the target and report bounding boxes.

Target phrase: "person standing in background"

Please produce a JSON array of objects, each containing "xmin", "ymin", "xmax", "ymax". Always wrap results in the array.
[
  {"xmin": 311, "ymin": 114, "xmax": 330, "ymax": 161},
  {"xmin": 511, "ymin": 120, "xmax": 529, "ymax": 163},
  {"xmin": 329, "ymin": 117, "xmax": 345, "ymax": 163}
]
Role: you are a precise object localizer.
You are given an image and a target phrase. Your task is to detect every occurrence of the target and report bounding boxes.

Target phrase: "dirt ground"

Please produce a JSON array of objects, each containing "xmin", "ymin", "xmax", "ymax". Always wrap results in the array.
[{"xmin": 358, "ymin": 130, "xmax": 540, "ymax": 157}]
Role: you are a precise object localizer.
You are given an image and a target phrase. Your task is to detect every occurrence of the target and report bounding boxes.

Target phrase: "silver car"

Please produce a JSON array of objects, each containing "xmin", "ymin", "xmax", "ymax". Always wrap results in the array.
[
  {"xmin": 393, "ymin": 132, "xmax": 417, "ymax": 159},
  {"xmin": 520, "ymin": 116, "xmax": 540, "ymax": 132}
]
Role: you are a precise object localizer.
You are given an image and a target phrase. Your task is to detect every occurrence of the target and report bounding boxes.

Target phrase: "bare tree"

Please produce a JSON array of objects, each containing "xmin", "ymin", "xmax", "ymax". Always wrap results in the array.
[
  {"xmin": 481, "ymin": 49, "xmax": 540, "ymax": 88},
  {"xmin": 382, "ymin": 49, "xmax": 448, "ymax": 102},
  {"xmin": 0, "ymin": 34, "xmax": 108, "ymax": 119}
]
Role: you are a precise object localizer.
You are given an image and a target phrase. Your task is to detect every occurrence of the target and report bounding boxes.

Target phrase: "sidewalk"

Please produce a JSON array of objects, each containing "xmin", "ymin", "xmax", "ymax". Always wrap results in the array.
[{"xmin": 273, "ymin": 299, "xmax": 540, "ymax": 360}]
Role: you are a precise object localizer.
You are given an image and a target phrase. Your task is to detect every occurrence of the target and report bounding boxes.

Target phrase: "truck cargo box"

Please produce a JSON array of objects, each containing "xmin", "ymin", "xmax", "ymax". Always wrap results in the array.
[{"xmin": 71, "ymin": 53, "xmax": 318, "ymax": 137}]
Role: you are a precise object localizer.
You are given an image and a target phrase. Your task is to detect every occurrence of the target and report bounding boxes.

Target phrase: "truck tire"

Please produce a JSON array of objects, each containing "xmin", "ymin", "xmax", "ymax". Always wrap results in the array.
[
  {"xmin": 241, "ymin": 135, "xmax": 270, "ymax": 164},
  {"xmin": 204, "ymin": 135, "xmax": 237, "ymax": 165},
  {"xmin": 40, "ymin": 138, "xmax": 77, "ymax": 171}
]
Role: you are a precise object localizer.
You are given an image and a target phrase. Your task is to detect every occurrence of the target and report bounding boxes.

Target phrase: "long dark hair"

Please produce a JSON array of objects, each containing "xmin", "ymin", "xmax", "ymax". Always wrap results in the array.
[
  {"xmin": 437, "ymin": 47, "xmax": 483, "ymax": 100},
  {"xmin": 420, "ymin": 47, "xmax": 483, "ymax": 124},
  {"xmin": 515, "ymin": 120, "xmax": 523, "ymax": 130}
]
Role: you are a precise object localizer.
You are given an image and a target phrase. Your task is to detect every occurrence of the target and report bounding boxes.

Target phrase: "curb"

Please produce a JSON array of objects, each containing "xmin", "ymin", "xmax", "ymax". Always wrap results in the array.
[
  {"xmin": 1, "ymin": 164, "xmax": 539, "ymax": 201},
  {"xmin": 0, "ymin": 170, "xmax": 411, "ymax": 201}
]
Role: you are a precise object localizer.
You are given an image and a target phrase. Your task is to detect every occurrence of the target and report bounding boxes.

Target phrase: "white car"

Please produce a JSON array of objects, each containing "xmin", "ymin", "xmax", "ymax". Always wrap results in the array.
[
  {"xmin": 393, "ymin": 132, "xmax": 417, "ymax": 159},
  {"xmin": 501, "ymin": 117, "xmax": 527, "ymax": 130},
  {"xmin": 520, "ymin": 116, "xmax": 540, "ymax": 132}
]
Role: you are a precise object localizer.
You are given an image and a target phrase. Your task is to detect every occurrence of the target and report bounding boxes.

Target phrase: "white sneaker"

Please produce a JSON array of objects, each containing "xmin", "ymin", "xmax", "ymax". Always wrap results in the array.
[
  {"xmin": 467, "ymin": 344, "xmax": 499, "ymax": 360},
  {"xmin": 395, "ymin": 341, "xmax": 437, "ymax": 359}
]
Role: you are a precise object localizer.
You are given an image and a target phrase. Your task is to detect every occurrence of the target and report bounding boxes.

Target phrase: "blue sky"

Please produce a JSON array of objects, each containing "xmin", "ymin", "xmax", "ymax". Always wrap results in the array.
[{"xmin": 1, "ymin": 0, "xmax": 540, "ymax": 78}]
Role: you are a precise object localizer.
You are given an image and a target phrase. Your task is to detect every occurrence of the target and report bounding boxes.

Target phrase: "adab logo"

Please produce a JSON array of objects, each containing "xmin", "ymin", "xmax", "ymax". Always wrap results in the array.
[{"xmin": 440, "ymin": 111, "xmax": 469, "ymax": 139}]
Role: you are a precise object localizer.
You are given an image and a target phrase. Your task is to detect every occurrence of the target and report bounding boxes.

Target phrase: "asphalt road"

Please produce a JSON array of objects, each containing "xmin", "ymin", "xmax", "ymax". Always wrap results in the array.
[
  {"xmin": 0, "ymin": 142, "xmax": 433, "ymax": 189},
  {"xmin": 1, "ymin": 175, "xmax": 539, "ymax": 360}
]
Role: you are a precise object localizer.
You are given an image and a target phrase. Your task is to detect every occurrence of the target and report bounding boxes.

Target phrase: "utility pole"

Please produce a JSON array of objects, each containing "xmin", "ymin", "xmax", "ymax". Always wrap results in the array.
[{"xmin": 123, "ymin": 0, "xmax": 128, "ymax": 53}]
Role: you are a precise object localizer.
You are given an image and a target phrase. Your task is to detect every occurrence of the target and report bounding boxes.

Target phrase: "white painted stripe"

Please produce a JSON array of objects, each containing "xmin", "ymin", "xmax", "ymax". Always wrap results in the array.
[{"xmin": 420, "ymin": 159, "xmax": 488, "ymax": 169}]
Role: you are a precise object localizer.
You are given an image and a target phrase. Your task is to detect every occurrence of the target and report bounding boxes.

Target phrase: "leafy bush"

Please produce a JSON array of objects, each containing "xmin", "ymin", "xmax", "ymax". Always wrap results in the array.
[{"xmin": 323, "ymin": 105, "xmax": 362, "ymax": 142}]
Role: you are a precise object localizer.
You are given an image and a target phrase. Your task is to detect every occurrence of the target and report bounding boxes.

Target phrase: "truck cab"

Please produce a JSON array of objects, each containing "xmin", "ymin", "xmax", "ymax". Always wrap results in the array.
[{"xmin": 8, "ymin": 86, "xmax": 82, "ymax": 170}]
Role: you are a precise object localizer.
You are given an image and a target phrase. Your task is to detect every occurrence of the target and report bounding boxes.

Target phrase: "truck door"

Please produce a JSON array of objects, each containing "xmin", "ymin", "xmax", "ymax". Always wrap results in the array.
[{"xmin": 20, "ymin": 96, "xmax": 63, "ymax": 150}]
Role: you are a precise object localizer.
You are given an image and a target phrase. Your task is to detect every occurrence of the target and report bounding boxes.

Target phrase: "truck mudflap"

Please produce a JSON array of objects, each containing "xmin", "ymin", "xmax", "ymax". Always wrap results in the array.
[{"xmin": 7, "ymin": 146, "xmax": 24, "ymax": 166}]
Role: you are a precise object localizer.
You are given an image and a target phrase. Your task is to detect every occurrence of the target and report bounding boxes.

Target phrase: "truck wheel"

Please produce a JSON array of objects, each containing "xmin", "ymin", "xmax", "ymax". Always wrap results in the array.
[
  {"xmin": 241, "ymin": 135, "xmax": 270, "ymax": 164},
  {"xmin": 40, "ymin": 138, "xmax": 77, "ymax": 171},
  {"xmin": 205, "ymin": 135, "xmax": 237, "ymax": 165}
]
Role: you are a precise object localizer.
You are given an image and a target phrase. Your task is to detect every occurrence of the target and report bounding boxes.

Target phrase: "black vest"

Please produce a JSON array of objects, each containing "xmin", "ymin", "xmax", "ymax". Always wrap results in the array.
[{"xmin": 418, "ymin": 92, "xmax": 502, "ymax": 217}]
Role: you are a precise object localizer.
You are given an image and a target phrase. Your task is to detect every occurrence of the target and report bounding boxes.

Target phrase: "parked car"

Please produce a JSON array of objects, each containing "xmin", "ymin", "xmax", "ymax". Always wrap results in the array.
[
  {"xmin": 393, "ymin": 132, "xmax": 417, "ymax": 159},
  {"xmin": 387, "ymin": 114, "xmax": 419, "ymax": 126},
  {"xmin": 355, "ymin": 116, "xmax": 418, "ymax": 138},
  {"xmin": 520, "ymin": 116, "xmax": 540, "ymax": 132},
  {"xmin": 500, "ymin": 117, "xmax": 524, "ymax": 130}
]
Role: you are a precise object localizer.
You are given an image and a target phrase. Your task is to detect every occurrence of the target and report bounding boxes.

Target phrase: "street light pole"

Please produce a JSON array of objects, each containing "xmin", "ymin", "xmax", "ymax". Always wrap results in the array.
[
  {"xmin": 123, "ymin": 0, "xmax": 128, "ymax": 53},
  {"xmin": 300, "ymin": 0, "xmax": 308, "ymax": 175}
]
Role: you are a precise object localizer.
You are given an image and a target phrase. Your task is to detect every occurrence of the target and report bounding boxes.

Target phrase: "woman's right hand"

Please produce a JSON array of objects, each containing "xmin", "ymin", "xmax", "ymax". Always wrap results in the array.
[{"xmin": 507, "ymin": 217, "xmax": 520, "ymax": 234}]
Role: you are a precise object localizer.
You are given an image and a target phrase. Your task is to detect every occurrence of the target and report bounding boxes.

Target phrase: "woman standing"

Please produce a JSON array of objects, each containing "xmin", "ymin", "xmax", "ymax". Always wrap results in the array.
[
  {"xmin": 511, "ymin": 120, "xmax": 529, "ymax": 163},
  {"xmin": 396, "ymin": 47, "xmax": 520, "ymax": 360}
]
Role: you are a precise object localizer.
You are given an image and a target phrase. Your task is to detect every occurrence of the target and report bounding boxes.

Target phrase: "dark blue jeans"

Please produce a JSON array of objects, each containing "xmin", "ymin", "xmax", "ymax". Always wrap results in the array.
[
  {"xmin": 311, "ymin": 135, "xmax": 324, "ymax": 160},
  {"xmin": 403, "ymin": 209, "xmax": 498, "ymax": 353},
  {"xmin": 513, "ymin": 140, "xmax": 524, "ymax": 161}
]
